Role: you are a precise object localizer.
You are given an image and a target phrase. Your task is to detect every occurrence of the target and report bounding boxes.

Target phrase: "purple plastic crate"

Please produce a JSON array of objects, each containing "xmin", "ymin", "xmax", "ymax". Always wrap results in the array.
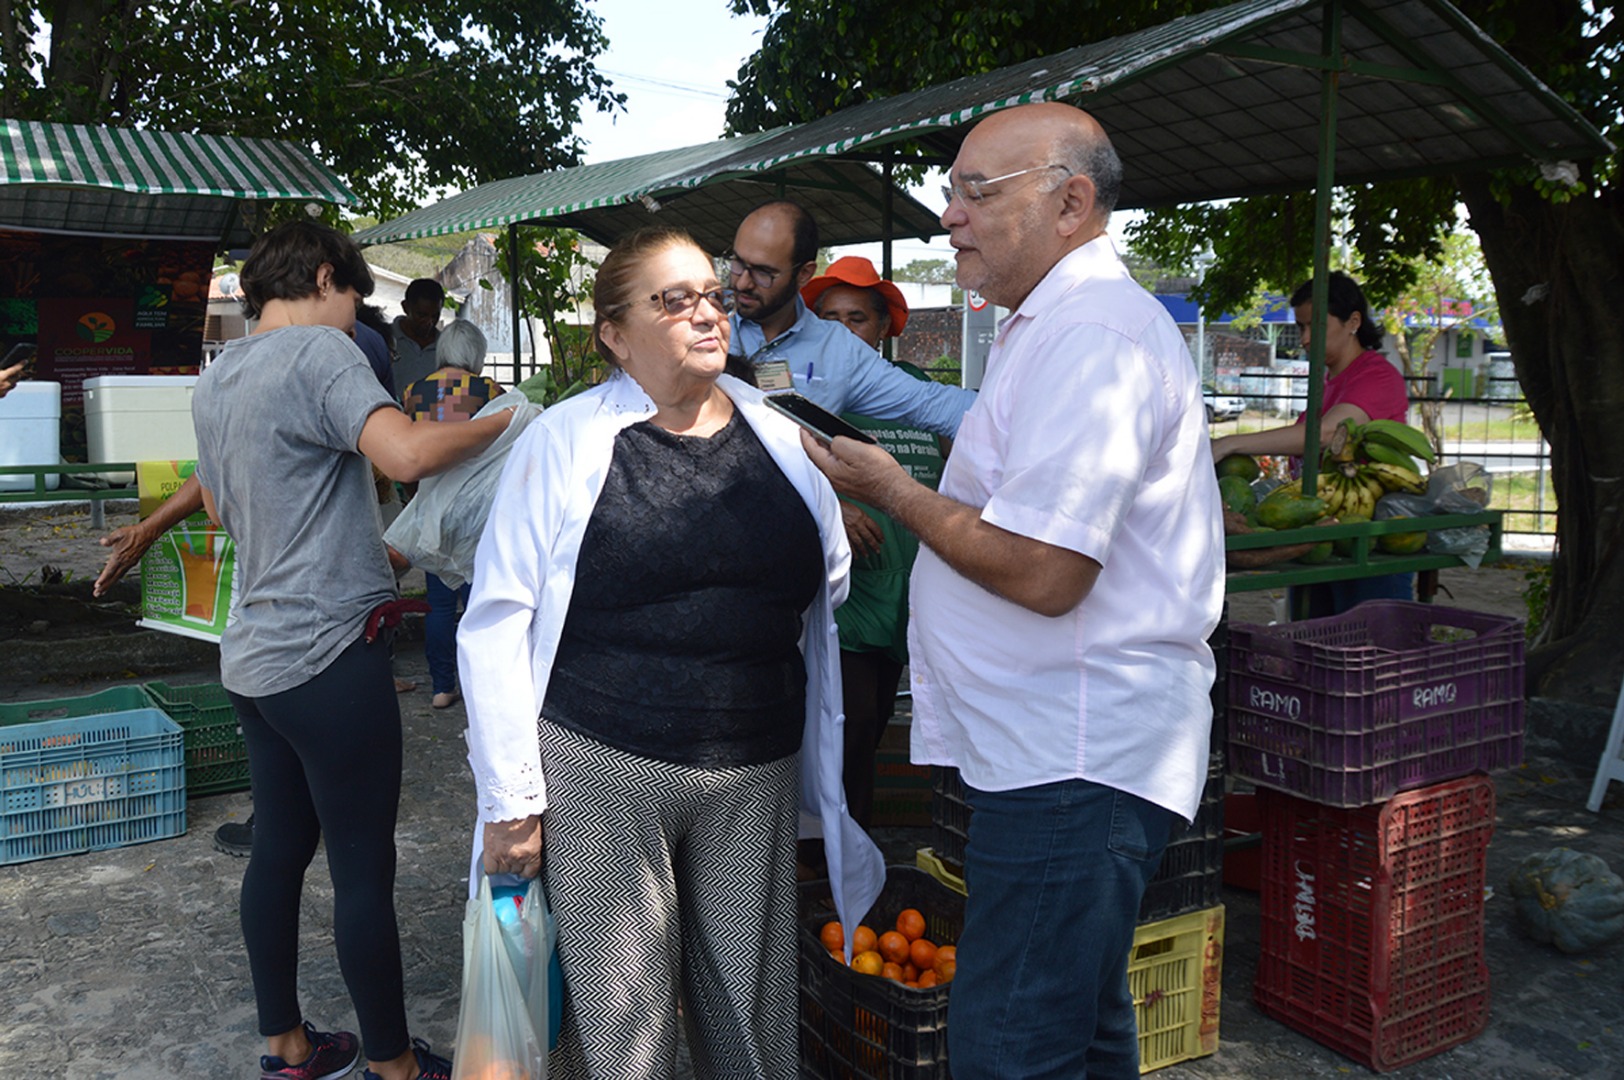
[{"xmin": 1228, "ymin": 601, "xmax": 1525, "ymax": 807}]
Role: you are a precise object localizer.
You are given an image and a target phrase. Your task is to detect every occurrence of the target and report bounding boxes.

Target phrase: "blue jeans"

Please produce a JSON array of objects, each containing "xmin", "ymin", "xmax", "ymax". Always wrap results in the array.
[
  {"xmin": 948, "ymin": 778, "xmax": 1176, "ymax": 1080},
  {"xmin": 424, "ymin": 572, "xmax": 470, "ymax": 694}
]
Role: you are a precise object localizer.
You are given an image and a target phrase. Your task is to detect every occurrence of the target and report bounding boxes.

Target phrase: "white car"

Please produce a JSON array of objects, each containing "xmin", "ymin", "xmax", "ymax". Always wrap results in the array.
[{"xmin": 1204, "ymin": 383, "xmax": 1246, "ymax": 422}]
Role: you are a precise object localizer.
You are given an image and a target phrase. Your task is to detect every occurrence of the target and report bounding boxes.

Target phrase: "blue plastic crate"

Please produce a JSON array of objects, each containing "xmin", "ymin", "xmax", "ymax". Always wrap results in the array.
[{"xmin": 0, "ymin": 708, "xmax": 186, "ymax": 865}]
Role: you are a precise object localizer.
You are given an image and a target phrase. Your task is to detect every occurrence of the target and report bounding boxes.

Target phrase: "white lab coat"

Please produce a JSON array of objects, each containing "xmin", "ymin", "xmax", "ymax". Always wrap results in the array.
[{"xmin": 457, "ymin": 370, "xmax": 884, "ymax": 938}]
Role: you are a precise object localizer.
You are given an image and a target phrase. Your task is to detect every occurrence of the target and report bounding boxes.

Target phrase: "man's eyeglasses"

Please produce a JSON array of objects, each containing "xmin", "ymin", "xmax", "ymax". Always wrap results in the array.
[
  {"xmin": 725, "ymin": 254, "xmax": 802, "ymax": 289},
  {"xmin": 637, "ymin": 286, "xmax": 736, "ymax": 317},
  {"xmin": 941, "ymin": 163, "xmax": 1072, "ymax": 206}
]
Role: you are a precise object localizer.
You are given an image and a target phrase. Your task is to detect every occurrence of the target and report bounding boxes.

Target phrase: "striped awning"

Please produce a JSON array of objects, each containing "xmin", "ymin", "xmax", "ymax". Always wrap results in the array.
[
  {"xmin": 1, "ymin": 120, "xmax": 356, "ymax": 242},
  {"xmin": 357, "ymin": 0, "xmax": 1608, "ymax": 252},
  {"xmin": 352, "ymin": 128, "xmax": 946, "ymax": 254}
]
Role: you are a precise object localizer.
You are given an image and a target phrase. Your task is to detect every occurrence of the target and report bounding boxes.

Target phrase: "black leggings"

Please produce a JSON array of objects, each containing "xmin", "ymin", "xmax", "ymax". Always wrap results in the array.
[{"xmin": 227, "ymin": 635, "xmax": 409, "ymax": 1061}]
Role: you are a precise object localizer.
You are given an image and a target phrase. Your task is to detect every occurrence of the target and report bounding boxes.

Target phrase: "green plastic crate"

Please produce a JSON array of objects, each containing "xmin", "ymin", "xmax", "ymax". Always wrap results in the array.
[
  {"xmin": 143, "ymin": 682, "xmax": 250, "ymax": 798},
  {"xmin": 0, "ymin": 686, "xmax": 154, "ymax": 728}
]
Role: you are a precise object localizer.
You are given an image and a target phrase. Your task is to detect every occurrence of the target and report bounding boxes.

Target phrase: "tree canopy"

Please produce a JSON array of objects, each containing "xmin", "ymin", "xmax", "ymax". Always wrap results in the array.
[
  {"xmin": 2, "ymin": 0, "xmax": 623, "ymax": 219},
  {"xmin": 726, "ymin": 0, "xmax": 1624, "ymax": 707}
]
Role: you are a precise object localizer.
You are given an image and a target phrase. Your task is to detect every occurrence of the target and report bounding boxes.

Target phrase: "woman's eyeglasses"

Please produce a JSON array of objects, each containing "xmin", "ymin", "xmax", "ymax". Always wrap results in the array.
[
  {"xmin": 655, "ymin": 286, "xmax": 734, "ymax": 316},
  {"xmin": 611, "ymin": 287, "xmax": 735, "ymax": 318}
]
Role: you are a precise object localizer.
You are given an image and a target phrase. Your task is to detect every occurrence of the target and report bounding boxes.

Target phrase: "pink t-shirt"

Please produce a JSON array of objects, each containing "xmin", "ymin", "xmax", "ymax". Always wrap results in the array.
[{"xmin": 1298, "ymin": 349, "xmax": 1409, "ymax": 425}]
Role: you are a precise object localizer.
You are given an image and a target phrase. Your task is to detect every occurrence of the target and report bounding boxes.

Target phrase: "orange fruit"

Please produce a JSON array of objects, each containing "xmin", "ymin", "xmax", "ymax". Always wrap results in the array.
[
  {"xmin": 881, "ymin": 962, "xmax": 903, "ymax": 981},
  {"xmin": 851, "ymin": 925, "xmax": 878, "ymax": 955},
  {"xmin": 935, "ymin": 944, "xmax": 957, "ymax": 967},
  {"xmin": 827, "ymin": 950, "xmax": 844, "ymax": 966},
  {"xmin": 852, "ymin": 950, "xmax": 884, "ymax": 976},
  {"xmin": 901, "ymin": 962, "xmax": 919, "ymax": 983},
  {"xmin": 918, "ymin": 970, "xmax": 940, "ymax": 989},
  {"xmin": 878, "ymin": 930, "xmax": 910, "ymax": 965},
  {"xmin": 909, "ymin": 938, "xmax": 937, "ymax": 972},
  {"xmin": 820, "ymin": 922, "xmax": 844, "ymax": 953},
  {"xmin": 935, "ymin": 958, "xmax": 956, "ymax": 982},
  {"xmin": 896, "ymin": 909, "xmax": 926, "ymax": 942}
]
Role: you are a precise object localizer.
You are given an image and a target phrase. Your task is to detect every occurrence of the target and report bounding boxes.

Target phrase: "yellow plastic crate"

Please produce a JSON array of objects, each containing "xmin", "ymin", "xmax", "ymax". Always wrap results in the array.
[
  {"xmin": 1132, "ymin": 905, "xmax": 1224, "ymax": 1073},
  {"xmin": 916, "ymin": 848, "xmax": 1223, "ymax": 1074}
]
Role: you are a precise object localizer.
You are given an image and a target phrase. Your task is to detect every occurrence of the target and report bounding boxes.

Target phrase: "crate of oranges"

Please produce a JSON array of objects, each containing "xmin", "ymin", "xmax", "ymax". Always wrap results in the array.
[{"xmin": 798, "ymin": 864, "xmax": 963, "ymax": 1079}]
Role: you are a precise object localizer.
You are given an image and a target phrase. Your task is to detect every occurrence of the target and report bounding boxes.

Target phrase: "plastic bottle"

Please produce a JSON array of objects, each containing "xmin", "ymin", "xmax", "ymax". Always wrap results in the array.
[{"xmin": 489, "ymin": 872, "xmax": 534, "ymax": 994}]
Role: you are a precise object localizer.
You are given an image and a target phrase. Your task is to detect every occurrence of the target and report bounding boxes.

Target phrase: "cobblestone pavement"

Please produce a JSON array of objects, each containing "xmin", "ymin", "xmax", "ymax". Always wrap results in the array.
[{"xmin": 3, "ymin": 504, "xmax": 1621, "ymax": 1078}]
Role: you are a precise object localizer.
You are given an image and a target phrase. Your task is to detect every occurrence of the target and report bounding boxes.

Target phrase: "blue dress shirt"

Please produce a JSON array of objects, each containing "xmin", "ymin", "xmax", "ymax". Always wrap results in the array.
[{"xmin": 731, "ymin": 297, "xmax": 975, "ymax": 437}]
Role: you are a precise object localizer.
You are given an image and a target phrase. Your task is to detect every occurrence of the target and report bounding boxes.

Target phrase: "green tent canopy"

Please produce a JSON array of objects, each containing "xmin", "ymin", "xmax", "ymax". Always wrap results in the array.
[
  {"xmin": 1, "ymin": 120, "xmax": 356, "ymax": 243},
  {"xmin": 355, "ymin": 0, "xmax": 1606, "ymax": 254}
]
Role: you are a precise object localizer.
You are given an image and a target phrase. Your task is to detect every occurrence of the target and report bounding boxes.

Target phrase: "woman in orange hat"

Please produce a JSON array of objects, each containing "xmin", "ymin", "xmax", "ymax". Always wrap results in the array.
[{"xmin": 801, "ymin": 256, "xmax": 946, "ymax": 833}]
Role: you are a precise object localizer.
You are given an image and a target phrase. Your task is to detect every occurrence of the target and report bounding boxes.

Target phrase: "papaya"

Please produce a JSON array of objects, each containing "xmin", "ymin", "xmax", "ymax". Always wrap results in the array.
[
  {"xmin": 1216, "ymin": 454, "xmax": 1261, "ymax": 482},
  {"xmin": 1331, "ymin": 513, "xmax": 1370, "ymax": 557},
  {"xmin": 1255, "ymin": 490, "xmax": 1328, "ymax": 530},
  {"xmin": 1218, "ymin": 475, "xmax": 1255, "ymax": 516},
  {"xmin": 1378, "ymin": 522, "xmax": 1427, "ymax": 555},
  {"xmin": 1295, "ymin": 540, "xmax": 1334, "ymax": 564}
]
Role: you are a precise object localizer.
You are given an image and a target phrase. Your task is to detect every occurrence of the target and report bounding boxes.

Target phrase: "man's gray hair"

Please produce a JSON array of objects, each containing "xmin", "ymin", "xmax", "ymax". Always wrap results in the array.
[
  {"xmin": 437, "ymin": 319, "xmax": 487, "ymax": 375},
  {"xmin": 1051, "ymin": 129, "xmax": 1123, "ymax": 217}
]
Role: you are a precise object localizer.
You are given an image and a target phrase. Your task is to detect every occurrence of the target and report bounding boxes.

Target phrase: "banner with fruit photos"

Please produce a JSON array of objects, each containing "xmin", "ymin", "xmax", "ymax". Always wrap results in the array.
[{"xmin": 136, "ymin": 459, "xmax": 235, "ymax": 644}]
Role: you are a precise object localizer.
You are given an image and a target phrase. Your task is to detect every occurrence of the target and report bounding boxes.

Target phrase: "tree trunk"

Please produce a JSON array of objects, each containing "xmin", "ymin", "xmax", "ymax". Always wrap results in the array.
[
  {"xmin": 42, "ymin": 0, "xmax": 124, "ymax": 123},
  {"xmin": 1460, "ymin": 175, "xmax": 1624, "ymax": 707}
]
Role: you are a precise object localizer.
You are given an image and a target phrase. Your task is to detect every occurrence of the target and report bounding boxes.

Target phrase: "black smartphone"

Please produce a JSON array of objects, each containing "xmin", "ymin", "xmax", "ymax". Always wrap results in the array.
[
  {"xmin": 765, "ymin": 391, "xmax": 878, "ymax": 444},
  {"xmin": 3, "ymin": 342, "xmax": 37, "ymax": 368}
]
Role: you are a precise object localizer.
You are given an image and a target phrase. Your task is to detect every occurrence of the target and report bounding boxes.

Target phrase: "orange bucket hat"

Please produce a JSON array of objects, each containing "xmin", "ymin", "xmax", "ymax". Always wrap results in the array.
[{"xmin": 801, "ymin": 256, "xmax": 910, "ymax": 337}]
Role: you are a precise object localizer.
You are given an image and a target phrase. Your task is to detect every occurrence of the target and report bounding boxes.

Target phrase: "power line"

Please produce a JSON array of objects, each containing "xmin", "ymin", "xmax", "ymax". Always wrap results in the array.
[{"xmin": 600, "ymin": 69, "xmax": 727, "ymax": 100}]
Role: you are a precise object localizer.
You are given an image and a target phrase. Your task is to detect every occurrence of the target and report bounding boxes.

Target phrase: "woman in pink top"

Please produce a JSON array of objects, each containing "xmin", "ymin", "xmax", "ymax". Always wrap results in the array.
[
  {"xmin": 1213, "ymin": 272, "xmax": 1413, "ymax": 615},
  {"xmin": 1212, "ymin": 271, "xmax": 1408, "ymax": 464}
]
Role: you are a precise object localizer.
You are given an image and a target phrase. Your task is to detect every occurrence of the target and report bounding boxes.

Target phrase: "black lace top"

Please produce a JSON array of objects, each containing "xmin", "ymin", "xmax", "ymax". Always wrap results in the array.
[{"xmin": 541, "ymin": 411, "xmax": 823, "ymax": 767}]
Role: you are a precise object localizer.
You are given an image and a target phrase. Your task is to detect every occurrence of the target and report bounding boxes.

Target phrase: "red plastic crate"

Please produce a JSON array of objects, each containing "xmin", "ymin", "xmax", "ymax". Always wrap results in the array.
[
  {"xmin": 1254, "ymin": 775, "xmax": 1495, "ymax": 1072},
  {"xmin": 1228, "ymin": 601, "xmax": 1524, "ymax": 806}
]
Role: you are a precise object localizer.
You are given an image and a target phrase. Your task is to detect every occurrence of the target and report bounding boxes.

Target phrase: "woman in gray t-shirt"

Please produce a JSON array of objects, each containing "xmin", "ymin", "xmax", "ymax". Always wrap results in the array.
[{"xmin": 192, "ymin": 221, "xmax": 508, "ymax": 1080}]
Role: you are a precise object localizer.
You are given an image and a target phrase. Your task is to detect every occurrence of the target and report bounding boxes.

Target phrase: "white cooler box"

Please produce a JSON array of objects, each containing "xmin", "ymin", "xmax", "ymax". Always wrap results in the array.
[
  {"xmin": 0, "ymin": 380, "xmax": 62, "ymax": 492},
  {"xmin": 83, "ymin": 375, "xmax": 200, "ymax": 484}
]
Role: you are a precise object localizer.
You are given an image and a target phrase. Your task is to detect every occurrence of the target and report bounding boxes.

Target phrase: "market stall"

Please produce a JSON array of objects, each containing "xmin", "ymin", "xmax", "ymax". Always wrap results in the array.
[
  {"xmin": 0, "ymin": 119, "xmax": 356, "ymax": 519},
  {"xmin": 356, "ymin": 0, "xmax": 1606, "ymax": 594}
]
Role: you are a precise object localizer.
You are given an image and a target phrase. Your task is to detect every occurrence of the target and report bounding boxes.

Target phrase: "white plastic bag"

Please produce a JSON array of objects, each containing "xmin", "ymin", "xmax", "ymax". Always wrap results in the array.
[
  {"xmin": 385, "ymin": 391, "xmax": 540, "ymax": 589},
  {"xmin": 451, "ymin": 872, "xmax": 550, "ymax": 1080}
]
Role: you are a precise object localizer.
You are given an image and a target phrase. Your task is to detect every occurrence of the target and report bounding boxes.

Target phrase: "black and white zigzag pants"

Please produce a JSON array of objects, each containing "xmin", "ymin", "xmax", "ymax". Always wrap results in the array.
[{"xmin": 538, "ymin": 720, "xmax": 801, "ymax": 1080}]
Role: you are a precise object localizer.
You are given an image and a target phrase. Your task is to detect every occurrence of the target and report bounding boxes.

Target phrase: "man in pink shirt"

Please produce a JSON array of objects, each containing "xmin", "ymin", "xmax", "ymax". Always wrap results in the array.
[{"xmin": 804, "ymin": 102, "xmax": 1225, "ymax": 1077}]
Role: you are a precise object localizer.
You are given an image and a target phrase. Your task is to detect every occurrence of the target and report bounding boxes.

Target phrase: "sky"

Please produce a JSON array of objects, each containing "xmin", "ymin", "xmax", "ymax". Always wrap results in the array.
[
  {"xmin": 571, "ymin": 1, "xmax": 1138, "ymax": 271},
  {"xmin": 572, "ymin": 0, "xmax": 957, "ymax": 270}
]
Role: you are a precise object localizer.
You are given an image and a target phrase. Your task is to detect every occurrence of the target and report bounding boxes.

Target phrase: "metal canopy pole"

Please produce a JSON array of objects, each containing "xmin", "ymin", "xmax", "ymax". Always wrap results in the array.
[
  {"xmin": 1302, "ymin": 0, "xmax": 1343, "ymax": 500},
  {"xmin": 882, "ymin": 158, "xmax": 896, "ymax": 361},
  {"xmin": 508, "ymin": 224, "xmax": 525, "ymax": 380}
]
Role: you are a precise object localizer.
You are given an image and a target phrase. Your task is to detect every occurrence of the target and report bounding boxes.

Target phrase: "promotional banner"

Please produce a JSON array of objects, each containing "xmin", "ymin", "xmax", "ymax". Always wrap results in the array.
[
  {"xmin": 136, "ymin": 460, "xmax": 234, "ymax": 643},
  {"xmin": 0, "ymin": 228, "xmax": 211, "ymax": 460}
]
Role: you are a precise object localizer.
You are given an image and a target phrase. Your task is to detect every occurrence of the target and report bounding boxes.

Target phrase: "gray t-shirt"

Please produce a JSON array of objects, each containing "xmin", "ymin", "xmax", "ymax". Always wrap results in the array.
[{"xmin": 193, "ymin": 326, "xmax": 400, "ymax": 697}]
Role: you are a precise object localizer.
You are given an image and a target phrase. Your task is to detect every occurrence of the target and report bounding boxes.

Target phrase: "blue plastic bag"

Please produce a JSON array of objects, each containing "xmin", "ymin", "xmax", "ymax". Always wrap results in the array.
[{"xmin": 489, "ymin": 873, "xmax": 562, "ymax": 1051}]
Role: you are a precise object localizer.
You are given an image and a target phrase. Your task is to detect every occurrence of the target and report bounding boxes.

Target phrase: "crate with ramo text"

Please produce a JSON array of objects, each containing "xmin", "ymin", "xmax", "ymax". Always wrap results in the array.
[{"xmin": 1228, "ymin": 601, "xmax": 1524, "ymax": 807}]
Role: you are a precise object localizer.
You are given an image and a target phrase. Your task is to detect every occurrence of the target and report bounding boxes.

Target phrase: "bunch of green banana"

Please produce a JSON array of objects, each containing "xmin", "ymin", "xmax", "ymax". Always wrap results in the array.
[
  {"xmin": 1311, "ymin": 419, "xmax": 1435, "ymax": 503},
  {"xmin": 1359, "ymin": 420, "xmax": 1436, "ymax": 464}
]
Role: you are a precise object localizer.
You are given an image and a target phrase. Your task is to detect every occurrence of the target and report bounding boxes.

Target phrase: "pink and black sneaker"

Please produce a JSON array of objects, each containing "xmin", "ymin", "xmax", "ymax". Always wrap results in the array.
[{"xmin": 259, "ymin": 1021, "xmax": 361, "ymax": 1080}]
